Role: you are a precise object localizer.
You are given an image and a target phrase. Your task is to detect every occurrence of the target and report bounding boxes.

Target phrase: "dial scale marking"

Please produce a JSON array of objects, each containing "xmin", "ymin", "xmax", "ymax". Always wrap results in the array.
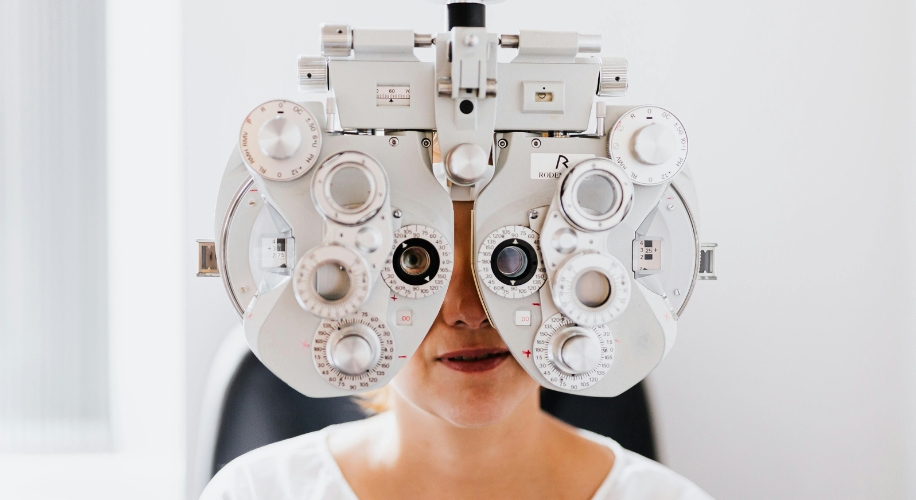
[
  {"xmin": 477, "ymin": 225, "xmax": 547, "ymax": 299},
  {"xmin": 313, "ymin": 315, "xmax": 394, "ymax": 391},
  {"xmin": 383, "ymin": 225, "xmax": 454, "ymax": 298},
  {"xmin": 534, "ymin": 313, "xmax": 615, "ymax": 391},
  {"xmin": 608, "ymin": 106, "xmax": 688, "ymax": 186},
  {"xmin": 239, "ymin": 100, "xmax": 322, "ymax": 182}
]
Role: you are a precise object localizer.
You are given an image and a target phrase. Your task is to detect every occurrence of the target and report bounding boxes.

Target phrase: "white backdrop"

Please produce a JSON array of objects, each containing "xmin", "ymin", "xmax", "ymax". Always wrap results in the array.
[{"xmin": 183, "ymin": 1, "xmax": 916, "ymax": 499}]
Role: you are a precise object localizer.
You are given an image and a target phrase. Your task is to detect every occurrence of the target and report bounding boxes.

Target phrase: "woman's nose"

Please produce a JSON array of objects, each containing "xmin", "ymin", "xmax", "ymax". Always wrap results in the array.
[{"xmin": 439, "ymin": 202, "xmax": 490, "ymax": 330}]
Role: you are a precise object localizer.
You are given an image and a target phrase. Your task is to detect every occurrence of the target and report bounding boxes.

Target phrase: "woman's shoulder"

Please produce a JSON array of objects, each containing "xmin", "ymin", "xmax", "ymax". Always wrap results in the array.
[
  {"xmin": 579, "ymin": 429, "xmax": 715, "ymax": 500},
  {"xmin": 199, "ymin": 420, "xmax": 364, "ymax": 500}
]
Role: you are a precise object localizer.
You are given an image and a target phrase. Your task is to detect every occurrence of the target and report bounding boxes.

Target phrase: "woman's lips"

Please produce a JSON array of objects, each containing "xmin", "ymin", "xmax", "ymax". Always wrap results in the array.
[{"xmin": 438, "ymin": 348, "xmax": 511, "ymax": 373}]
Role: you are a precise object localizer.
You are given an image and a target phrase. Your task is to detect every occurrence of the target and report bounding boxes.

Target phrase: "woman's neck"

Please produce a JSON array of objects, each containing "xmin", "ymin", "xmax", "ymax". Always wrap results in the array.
[{"xmin": 330, "ymin": 390, "xmax": 614, "ymax": 500}]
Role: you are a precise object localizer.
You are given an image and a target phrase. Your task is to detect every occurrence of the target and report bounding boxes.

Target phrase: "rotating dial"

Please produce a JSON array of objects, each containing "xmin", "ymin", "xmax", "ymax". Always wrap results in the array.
[
  {"xmin": 293, "ymin": 244, "xmax": 371, "ymax": 319},
  {"xmin": 477, "ymin": 225, "xmax": 547, "ymax": 299},
  {"xmin": 239, "ymin": 100, "xmax": 322, "ymax": 182},
  {"xmin": 533, "ymin": 313, "xmax": 615, "ymax": 391},
  {"xmin": 383, "ymin": 225, "xmax": 454, "ymax": 299},
  {"xmin": 608, "ymin": 106, "xmax": 687, "ymax": 186},
  {"xmin": 552, "ymin": 252, "xmax": 631, "ymax": 326},
  {"xmin": 313, "ymin": 315, "xmax": 394, "ymax": 391}
]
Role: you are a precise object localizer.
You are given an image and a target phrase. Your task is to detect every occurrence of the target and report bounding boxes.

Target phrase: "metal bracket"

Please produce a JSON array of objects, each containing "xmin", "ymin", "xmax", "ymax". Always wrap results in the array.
[{"xmin": 197, "ymin": 240, "xmax": 219, "ymax": 277}]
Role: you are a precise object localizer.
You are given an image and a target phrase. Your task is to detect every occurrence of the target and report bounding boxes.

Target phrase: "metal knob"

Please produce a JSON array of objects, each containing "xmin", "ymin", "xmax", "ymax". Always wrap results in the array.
[
  {"xmin": 597, "ymin": 57, "xmax": 628, "ymax": 97},
  {"xmin": 445, "ymin": 143, "xmax": 488, "ymax": 186},
  {"xmin": 258, "ymin": 116, "xmax": 301, "ymax": 160},
  {"xmin": 550, "ymin": 327, "xmax": 601, "ymax": 375},
  {"xmin": 328, "ymin": 324, "xmax": 380, "ymax": 376},
  {"xmin": 633, "ymin": 123, "xmax": 678, "ymax": 165},
  {"xmin": 321, "ymin": 24, "xmax": 352, "ymax": 57},
  {"xmin": 298, "ymin": 56, "xmax": 329, "ymax": 92}
]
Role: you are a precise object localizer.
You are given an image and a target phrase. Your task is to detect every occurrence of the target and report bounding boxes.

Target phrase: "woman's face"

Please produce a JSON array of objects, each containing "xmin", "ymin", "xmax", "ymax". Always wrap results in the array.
[{"xmin": 389, "ymin": 201, "xmax": 540, "ymax": 428}]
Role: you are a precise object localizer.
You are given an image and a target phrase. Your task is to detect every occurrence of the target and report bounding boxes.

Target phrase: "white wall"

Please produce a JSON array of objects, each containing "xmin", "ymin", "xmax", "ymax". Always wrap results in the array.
[{"xmin": 183, "ymin": 1, "xmax": 916, "ymax": 499}]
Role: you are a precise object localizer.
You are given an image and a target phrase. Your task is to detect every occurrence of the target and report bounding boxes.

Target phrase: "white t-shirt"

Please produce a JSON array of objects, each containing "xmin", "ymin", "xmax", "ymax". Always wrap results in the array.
[{"xmin": 201, "ymin": 422, "xmax": 713, "ymax": 500}]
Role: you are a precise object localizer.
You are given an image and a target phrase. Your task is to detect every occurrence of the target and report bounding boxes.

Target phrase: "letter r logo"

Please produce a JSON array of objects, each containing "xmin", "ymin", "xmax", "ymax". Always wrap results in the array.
[{"xmin": 555, "ymin": 155, "xmax": 570, "ymax": 170}]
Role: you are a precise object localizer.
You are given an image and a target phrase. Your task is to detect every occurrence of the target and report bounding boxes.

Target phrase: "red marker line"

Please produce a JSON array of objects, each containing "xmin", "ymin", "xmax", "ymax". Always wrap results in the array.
[
  {"xmin": 398, "ymin": 355, "xmax": 407, "ymax": 359},
  {"xmin": 532, "ymin": 302, "xmax": 541, "ymax": 306}
]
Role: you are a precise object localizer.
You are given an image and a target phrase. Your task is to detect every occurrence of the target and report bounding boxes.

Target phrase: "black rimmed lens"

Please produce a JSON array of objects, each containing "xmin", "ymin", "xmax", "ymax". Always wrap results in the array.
[
  {"xmin": 490, "ymin": 239, "xmax": 539, "ymax": 287},
  {"xmin": 392, "ymin": 238, "xmax": 441, "ymax": 286}
]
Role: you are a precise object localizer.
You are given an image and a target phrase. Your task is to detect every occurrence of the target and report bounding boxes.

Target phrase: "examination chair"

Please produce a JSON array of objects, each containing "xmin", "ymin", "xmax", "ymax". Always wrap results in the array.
[{"xmin": 192, "ymin": 328, "xmax": 656, "ymax": 493}]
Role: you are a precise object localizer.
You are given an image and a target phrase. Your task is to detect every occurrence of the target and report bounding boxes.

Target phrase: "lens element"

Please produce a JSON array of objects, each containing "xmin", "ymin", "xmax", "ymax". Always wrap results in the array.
[
  {"xmin": 496, "ymin": 246, "xmax": 528, "ymax": 278},
  {"xmin": 399, "ymin": 246, "xmax": 431, "ymax": 276}
]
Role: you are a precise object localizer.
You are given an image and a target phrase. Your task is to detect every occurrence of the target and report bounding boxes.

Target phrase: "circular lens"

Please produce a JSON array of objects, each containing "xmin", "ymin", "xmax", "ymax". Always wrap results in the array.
[
  {"xmin": 575, "ymin": 270, "xmax": 611, "ymax": 308},
  {"xmin": 314, "ymin": 261, "xmax": 350, "ymax": 302},
  {"xmin": 575, "ymin": 172, "xmax": 618, "ymax": 216},
  {"xmin": 399, "ymin": 246, "xmax": 431, "ymax": 276},
  {"xmin": 328, "ymin": 165, "xmax": 372, "ymax": 211},
  {"xmin": 496, "ymin": 246, "xmax": 528, "ymax": 278}
]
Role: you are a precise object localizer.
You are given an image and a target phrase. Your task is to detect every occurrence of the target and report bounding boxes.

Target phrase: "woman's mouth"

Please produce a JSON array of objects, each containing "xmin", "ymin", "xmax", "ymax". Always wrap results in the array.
[{"xmin": 438, "ymin": 348, "xmax": 511, "ymax": 373}]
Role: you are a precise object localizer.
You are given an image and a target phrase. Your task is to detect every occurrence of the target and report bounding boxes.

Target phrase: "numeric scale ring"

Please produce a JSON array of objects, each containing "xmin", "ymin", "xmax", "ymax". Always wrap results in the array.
[
  {"xmin": 383, "ymin": 225, "xmax": 454, "ymax": 299},
  {"xmin": 293, "ymin": 244, "xmax": 372, "ymax": 319},
  {"xmin": 312, "ymin": 151, "xmax": 389, "ymax": 226},
  {"xmin": 552, "ymin": 252, "xmax": 631, "ymax": 327},
  {"xmin": 239, "ymin": 100, "xmax": 322, "ymax": 182},
  {"xmin": 558, "ymin": 158, "xmax": 634, "ymax": 232}
]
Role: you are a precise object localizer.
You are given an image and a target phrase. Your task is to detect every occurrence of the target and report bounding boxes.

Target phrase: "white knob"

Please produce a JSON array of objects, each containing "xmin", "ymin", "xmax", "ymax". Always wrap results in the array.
[
  {"xmin": 633, "ymin": 123, "xmax": 678, "ymax": 165},
  {"xmin": 328, "ymin": 325, "xmax": 379, "ymax": 376},
  {"xmin": 298, "ymin": 56, "xmax": 329, "ymax": 92},
  {"xmin": 550, "ymin": 327, "xmax": 600, "ymax": 375},
  {"xmin": 445, "ymin": 143, "xmax": 488, "ymax": 186},
  {"xmin": 258, "ymin": 116, "xmax": 301, "ymax": 160}
]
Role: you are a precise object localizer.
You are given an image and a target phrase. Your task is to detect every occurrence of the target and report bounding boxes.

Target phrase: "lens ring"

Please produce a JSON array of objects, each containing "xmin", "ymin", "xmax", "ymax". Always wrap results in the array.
[
  {"xmin": 476, "ymin": 225, "xmax": 547, "ymax": 299},
  {"xmin": 489, "ymin": 238, "xmax": 539, "ymax": 287},
  {"xmin": 552, "ymin": 252, "xmax": 630, "ymax": 327},
  {"xmin": 495, "ymin": 246, "xmax": 528, "ymax": 278},
  {"xmin": 312, "ymin": 151, "xmax": 388, "ymax": 226},
  {"xmin": 293, "ymin": 244, "xmax": 372, "ymax": 319},
  {"xmin": 383, "ymin": 225, "xmax": 454, "ymax": 298},
  {"xmin": 392, "ymin": 238, "xmax": 440, "ymax": 286},
  {"xmin": 399, "ymin": 246, "xmax": 431, "ymax": 276},
  {"xmin": 558, "ymin": 158, "xmax": 634, "ymax": 232}
]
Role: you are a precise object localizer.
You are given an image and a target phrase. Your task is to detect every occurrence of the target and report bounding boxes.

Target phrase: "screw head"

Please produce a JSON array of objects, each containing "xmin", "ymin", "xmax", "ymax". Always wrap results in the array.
[
  {"xmin": 497, "ymin": 138, "xmax": 508, "ymax": 148},
  {"xmin": 248, "ymin": 200, "xmax": 257, "ymax": 206},
  {"xmin": 393, "ymin": 209, "xmax": 402, "ymax": 218},
  {"xmin": 421, "ymin": 138, "xmax": 432, "ymax": 148},
  {"xmin": 531, "ymin": 138, "xmax": 542, "ymax": 148},
  {"xmin": 674, "ymin": 288, "xmax": 681, "ymax": 296},
  {"xmin": 667, "ymin": 204, "xmax": 675, "ymax": 211},
  {"xmin": 464, "ymin": 34, "xmax": 479, "ymax": 47},
  {"xmin": 388, "ymin": 137, "xmax": 399, "ymax": 147},
  {"xmin": 528, "ymin": 209, "xmax": 539, "ymax": 220},
  {"xmin": 240, "ymin": 286, "xmax": 248, "ymax": 294}
]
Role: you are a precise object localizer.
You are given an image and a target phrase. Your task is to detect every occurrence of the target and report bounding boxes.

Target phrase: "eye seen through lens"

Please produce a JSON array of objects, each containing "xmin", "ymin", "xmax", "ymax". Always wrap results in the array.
[
  {"xmin": 575, "ymin": 173, "xmax": 617, "ymax": 217},
  {"xmin": 575, "ymin": 270, "xmax": 611, "ymax": 308},
  {"xmin": 496, "ymin": 246, "xmax": 528, "ymax": 278},
  {"xmin": 399, "ymin": 246, "xmax": 431, "ymax": 276},
  {"xmin": 328, "ymin": 165, "xmax": 372, "ymax": 211},
  {"xmin": 315, "ymin": 262, "xmax": 351, "ymax": 301}
]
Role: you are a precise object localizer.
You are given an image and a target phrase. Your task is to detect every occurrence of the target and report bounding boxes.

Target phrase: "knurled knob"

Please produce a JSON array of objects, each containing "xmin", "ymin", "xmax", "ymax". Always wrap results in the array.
[
  {"xmin": 598, "ymin": 57, "xmax": 628, "ymax": 97},
  {"xmin": 328, "ymin": 324, "xmax": 380, "ymax": 376},
  {"xmin": 321, "ymin": 24, "xmax": 352, "ymax": 57},
  {"xmin": 298, "ymin": 56, "xmax": 329, "ymax": 92},
  {"xmin": 551, "ymin": 327, "xmax": 601, "ymax": 375}
]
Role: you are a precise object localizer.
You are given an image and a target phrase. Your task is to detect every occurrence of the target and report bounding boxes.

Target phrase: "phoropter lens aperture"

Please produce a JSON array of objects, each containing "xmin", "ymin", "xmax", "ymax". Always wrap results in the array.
[
  {"xmin": 496, "ymin": 246, "xmax": 528, "ymax": 278},
  {"xmin": 392, "ymin": 238, "xmax": 441, "ymax": 286},
  {"xmin": 400, "ymin": 246, "xmax": 431, "ymax": 276},
  {"xmin": 574, "ymin": 270, "xmax": 611, "ymax": 308},
  {"xmin": 490, "ymin": 239, "xmax": 539, "ymax": 287}
]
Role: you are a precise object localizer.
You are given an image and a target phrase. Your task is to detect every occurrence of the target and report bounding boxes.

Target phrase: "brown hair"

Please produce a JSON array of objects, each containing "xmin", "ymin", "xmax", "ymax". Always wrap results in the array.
[{"xmin": 353, "ymin": 386, "xmax": 391, "ymax": 414}]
